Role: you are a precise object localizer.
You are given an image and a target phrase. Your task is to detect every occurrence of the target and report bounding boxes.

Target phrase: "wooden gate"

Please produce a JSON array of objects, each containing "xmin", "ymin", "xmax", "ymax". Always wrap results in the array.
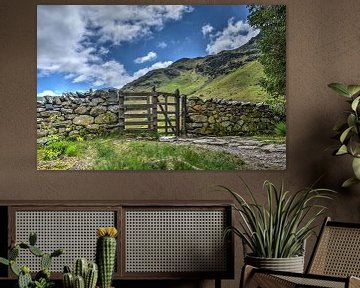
[{"xmin": 118, "ymin": 88, "xmax": 186, "ymax": 136}]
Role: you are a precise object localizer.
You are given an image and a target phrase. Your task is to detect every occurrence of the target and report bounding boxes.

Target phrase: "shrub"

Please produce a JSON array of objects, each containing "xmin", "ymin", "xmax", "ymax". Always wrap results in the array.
[{"xmin": 275, "ymin": 121, "xmax": 286, "ymax": 136}]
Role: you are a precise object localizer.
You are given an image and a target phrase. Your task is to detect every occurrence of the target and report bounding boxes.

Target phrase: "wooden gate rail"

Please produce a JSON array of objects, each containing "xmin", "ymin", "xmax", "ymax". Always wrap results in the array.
[{"xmin": 118, "ymin": 88, "xmax": 186, "ymax": 136}]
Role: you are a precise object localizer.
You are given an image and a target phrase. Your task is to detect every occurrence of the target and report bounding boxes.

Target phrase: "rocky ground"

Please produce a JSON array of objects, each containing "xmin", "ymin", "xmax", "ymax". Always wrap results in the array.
[{"xmin": 159, "ymin": 136, "xmax": 286, "ymax": 170}]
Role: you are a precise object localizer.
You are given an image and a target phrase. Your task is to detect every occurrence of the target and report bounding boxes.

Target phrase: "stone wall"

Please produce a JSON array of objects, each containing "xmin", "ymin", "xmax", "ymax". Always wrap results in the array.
[
  {"xmin": 37, "ymin": 91, "xmax": 279, "ymax": 143},
  {"xmin": 37, "ymin": 90, "xmax": 120, "ymax": 142},
  {"xmin": 186, "ymin": 97, "xmax": 278, "ymax": 136}
]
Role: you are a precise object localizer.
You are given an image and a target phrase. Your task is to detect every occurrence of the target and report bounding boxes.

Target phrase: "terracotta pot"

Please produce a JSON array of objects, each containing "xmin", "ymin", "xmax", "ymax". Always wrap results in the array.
[{"xmin": 245, "ymin": 254, "xmax": 304, "ymax": 273}]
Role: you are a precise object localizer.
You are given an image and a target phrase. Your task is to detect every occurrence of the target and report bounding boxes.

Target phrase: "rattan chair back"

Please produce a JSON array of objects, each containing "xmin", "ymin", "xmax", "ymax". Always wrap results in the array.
[{"xmin": 307, "ymin": 217, "xmax": 360, "ymax": 278}]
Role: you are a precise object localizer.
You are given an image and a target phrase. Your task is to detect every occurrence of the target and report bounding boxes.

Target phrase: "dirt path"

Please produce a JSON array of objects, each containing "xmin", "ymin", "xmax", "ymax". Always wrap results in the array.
[{"xmin": 159, "ymin": 136, "xmax": 286, "ymax": 170}]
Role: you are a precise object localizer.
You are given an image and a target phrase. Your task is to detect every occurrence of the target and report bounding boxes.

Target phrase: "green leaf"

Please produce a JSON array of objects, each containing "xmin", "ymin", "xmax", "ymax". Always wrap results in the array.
[
  {"xmin": 347, "ymin": 114, "xmax": 356, "ymax": 128},
  {"xmin": 336, "ymin": 145, "xmax": 348, "ymax": 155},
  {"xmin": 0, "ymin": 257, "xmax": 9, "ymax": 266},
  {"xmin": 348, "ymin": 85, "xmax": 360, "ymax": 97},
  {"xmin": 328, "ymin": 83, "xmax": 351, "ymax": 97},
  {"xmin": 342, "ymin": 177, "xmax": 360, "ymax": 188},
  {"xmin": 351, "ymin": 96, "xmax": 360, "ymax": 111},
  {"xmin": 352, "ymin": 157, "xmax": 360, "ymax": 179},
  {"xmin": 340, "ymin": 127, "xmax": 352, "ymax": 143}
]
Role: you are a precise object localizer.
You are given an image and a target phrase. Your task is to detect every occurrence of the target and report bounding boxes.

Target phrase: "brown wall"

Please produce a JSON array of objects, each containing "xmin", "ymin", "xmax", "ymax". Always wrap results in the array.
[{"xmin": 1, "ymin": 0, "xmax": 360, "ymax": 287}]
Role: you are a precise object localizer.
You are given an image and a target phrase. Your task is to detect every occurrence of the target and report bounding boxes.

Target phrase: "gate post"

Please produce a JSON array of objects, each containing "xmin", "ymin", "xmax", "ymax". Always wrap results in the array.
[
  {"xmin": 118, "ymin": 92, "xmax": 125, "ymax": 132},
  {"xmin": 174, "ymin": 89, "xmax": 180, "ymax": 137},
  {"xmin": 181, "ymin": 94, "xmax": 187, "ymax": 136},
  {"xmin": 152, "ymin": 87, "xmax": 158, "ymax": 133}
]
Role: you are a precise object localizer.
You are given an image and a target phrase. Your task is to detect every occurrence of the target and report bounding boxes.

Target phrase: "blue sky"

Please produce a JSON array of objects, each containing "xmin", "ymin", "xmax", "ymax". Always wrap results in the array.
[{"xmin": 37, "ymin": 5, "xmax": 259, "ymax": 96}]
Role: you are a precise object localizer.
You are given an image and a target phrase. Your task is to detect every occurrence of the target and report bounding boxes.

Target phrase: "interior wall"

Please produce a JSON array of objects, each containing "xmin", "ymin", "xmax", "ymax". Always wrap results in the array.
[{"xmin": 0, "ymin": 0, "xmax": 360, "ymax": 287}]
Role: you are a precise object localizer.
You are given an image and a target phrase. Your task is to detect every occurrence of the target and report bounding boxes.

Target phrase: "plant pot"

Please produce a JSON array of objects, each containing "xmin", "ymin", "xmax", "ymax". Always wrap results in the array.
[{"xmin": 245, "ymin": 254, "xmax": 304, "ymax": 273}]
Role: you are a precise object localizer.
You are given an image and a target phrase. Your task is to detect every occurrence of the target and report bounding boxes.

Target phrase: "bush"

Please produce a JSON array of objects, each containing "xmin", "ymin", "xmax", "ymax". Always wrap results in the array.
[
  {"xmin": 41, "ymin": 139, "xmax": 80, "ymax": 160},
  {"xmin": 275, "ymin": 121, "xmax": 286, "ymax": 136}
]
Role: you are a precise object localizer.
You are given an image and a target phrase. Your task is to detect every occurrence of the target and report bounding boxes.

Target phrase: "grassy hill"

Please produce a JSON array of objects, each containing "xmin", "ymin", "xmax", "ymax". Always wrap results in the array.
[{"xmin": 121, "ymin": 35, "xmax": 269, "ymax": 103}]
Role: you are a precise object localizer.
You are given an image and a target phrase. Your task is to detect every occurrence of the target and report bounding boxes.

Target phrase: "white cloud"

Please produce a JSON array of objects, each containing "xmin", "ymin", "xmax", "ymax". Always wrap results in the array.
[
  {"xmin": 37, "ymin": 5, "xmax": 193, "ymax": 88},
  {"xmin": 134, "ymin": 51, "xmax": 157, "ymax": 64},
  {"xmin": 201, "ymin": 24, "xmax": 214, "ymax": 36},
  {"xmin": 206, "ymin": 18, "xmax": 260, "ymax": 55},
  {"xmin": 37, "ymin": 90, "xmax": 58, "ymax": 97},
  {"xmin": 99, "ymin": 46, "xmax": 109, "ymax": 55},
  {"xmin": 157, "ymin": 41, "xmax": 167, "ymax": 48},
  {"xmin": 133, "ymin": 61, "xmax": 173, "ymax": 78}
]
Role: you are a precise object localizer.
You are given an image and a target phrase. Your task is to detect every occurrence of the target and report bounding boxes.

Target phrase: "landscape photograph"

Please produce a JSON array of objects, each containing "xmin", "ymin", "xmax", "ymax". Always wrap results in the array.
[{"xmin": 37, "ymin": 4, "xmax": 286, "ymax": 170}]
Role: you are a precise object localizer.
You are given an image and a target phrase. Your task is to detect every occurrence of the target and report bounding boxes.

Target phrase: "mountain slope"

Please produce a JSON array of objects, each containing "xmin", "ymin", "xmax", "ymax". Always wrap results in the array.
[{"xmin": 121, "ymin": 35, "xmax": 268, "ymax": 102}]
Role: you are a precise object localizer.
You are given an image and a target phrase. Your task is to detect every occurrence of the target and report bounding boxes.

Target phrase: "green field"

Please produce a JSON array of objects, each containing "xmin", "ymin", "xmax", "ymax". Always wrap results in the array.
[
  {"xmin": 37, "ymin": 136, "xmax": 245, "ymax": 170},
  {"xmin": 125, "ymin": 60, "xmax": 268, "ymax": 103},
  {"xmin": 192, "ymin": 61, "xmax": 268, "ymax": 102}
]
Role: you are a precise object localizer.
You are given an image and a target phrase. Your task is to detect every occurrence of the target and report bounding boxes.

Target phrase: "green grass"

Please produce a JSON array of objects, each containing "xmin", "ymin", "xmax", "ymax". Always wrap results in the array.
[
  {"xmin": 37, "ymin": 135, "xmax": 245, "ymax": 170},
  {"xmin": 93, "ymin": 140, "xmax": 244, "ymax": 170},
  {"xmin": 123, "ymin": 60, "xmax": 269, "ymax": 103},
  {"xmin": 192, "ymin": 61, "xmax": 269, "ymax": 102},
  {"xmin": 251, "ymin": 135, "xmax": 286, "ymax": 144},
  {"xmin": 158, "ymin": 70, "xmax": 209, "ymax": 95}
]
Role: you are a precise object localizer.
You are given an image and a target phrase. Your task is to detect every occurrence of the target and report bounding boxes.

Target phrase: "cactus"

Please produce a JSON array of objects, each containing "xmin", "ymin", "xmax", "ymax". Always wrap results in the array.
[
  {"xmin": 85, "ymin": 263, "xmax": 98, "ymax": 288},
  {"xmin": 96, "ymin": 227, "xmax": 118, "ymax": 288},
  {"xmin": 41, "ymin": 253, "xmax": 52, "ymax": 270},
  {"xmin": 0, "ymin": 232, "xmax": 63, "ymax": 288},
  {"xmin": 29, "ymin": 245, "xmax": 44, "ymax": 257},
  {"xmin": 29, "ymin": 232, "xmax": 37, "ymax": 246},
  {"xmin": 9, "ymin": 246, "xmax": 19, "ymax": 260},
  {"xmin": 74, "ymin": 275, "xmax": 85, "ymax": 288},
  {"xmin": 0, "ymin": 257, "xmax": 9, "ymax": 266},
  {"xmin": 74, "ymin": 258, "xmax": 88, "ymax": 279},
  {"xmin": 63, "ymin": 260, "xmax": 98, "ymax": 288},
  {"xmin": 18, "ymin": 270, "xmax": 32, "ymax": 288},
  {"xmin": 63, "ymin": 272, "xmax": 74, "ymax": 288}
]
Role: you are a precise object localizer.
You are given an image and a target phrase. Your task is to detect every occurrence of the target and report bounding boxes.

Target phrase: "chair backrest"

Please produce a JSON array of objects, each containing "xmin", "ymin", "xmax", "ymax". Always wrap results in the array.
[{"xmin": 307, "ymin": 217, "xmax": 360, "ymax": 277}]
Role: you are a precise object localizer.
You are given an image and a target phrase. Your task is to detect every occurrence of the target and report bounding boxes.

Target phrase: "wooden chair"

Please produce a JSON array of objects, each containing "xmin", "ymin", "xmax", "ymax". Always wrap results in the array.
[{"xmin": 241, "ymin": 217, "xmax": 360, "ymax": 288}]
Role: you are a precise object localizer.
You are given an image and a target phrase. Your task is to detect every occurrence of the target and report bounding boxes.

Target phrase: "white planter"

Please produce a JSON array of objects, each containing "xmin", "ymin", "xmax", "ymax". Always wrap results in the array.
[{"xmin": 245, "ymin": 254, "xmax": 305, "ymax": 273}]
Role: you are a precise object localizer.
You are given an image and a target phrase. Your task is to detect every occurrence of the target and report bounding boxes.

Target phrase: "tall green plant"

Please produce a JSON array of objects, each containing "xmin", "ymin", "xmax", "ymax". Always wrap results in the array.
[
  {"xmin": 328, "ymin": 83, "xmax": 360, "ymax": 187},
  {"xmin": 247, "ymin": 5, "xmax": 286, "ymax": 116},
  {"xmin": 223, "ymin": 180, "xmax": 334, "ymax": 258}
]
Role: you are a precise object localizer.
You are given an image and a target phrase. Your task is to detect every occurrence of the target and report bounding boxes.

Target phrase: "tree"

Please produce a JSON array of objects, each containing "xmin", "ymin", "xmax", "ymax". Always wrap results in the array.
[{"xmin": 247, "ymin": 5, "xmax": 286, "ymax": 116}]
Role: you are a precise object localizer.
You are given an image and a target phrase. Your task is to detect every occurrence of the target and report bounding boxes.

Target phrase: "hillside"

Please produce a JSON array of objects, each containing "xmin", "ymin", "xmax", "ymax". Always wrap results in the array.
[{"xmin": 121, "ymin": 35, "xmax": 269, "ymax": 102}]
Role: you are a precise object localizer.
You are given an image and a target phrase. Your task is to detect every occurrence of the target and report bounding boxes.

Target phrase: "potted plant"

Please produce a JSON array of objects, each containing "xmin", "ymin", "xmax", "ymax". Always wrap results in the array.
[
  {"xmin": 223, "ymin": 180, "xmax": 334, "ymax": 273},
  {"xmin": 328, "ymin": 83, "xmax": 360, "ymax": 187}
]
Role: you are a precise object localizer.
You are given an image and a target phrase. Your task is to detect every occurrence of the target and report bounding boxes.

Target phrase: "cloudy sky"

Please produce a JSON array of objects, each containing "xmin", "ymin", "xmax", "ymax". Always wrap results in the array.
[{"xmin": 37, "ymin": 5, "xmax": 259, "ymax": 96}]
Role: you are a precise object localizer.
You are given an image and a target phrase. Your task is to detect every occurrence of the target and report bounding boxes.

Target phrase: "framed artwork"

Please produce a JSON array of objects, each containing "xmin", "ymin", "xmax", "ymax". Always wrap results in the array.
[{"xmin": 37, "ymin": 4, "xmax": 286, "ymax": 170}]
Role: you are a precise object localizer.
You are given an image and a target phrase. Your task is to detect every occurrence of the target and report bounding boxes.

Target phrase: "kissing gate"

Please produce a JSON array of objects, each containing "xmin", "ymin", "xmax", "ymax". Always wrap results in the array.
[{"xmin": 118, "ymin": 88, "xmax": 187, "ymax": 136}]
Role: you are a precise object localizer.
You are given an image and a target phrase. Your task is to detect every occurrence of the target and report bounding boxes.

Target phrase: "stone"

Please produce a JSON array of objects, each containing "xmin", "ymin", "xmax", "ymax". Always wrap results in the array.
[
  {"xmin": 108, "ymin": 105, "xmax": 119, "ymax": 113},
  {"xmin": 61, "ymin": 108, "xmax": 73, "ymax": 114},
  {"xmin": 73, "ymin": 115, "xmax": 94, "ymax": 126},
  {"xmin": 187, "ymin": 123, "xmax": 203, "ymax": 129},
  {"xmin": 90, "ymin": 106, "xmax": 107, "ymax": 116},
  {"xmin": 65, "ymin": 114, "xmax": 76, "ymax": 120},
  {"xmin": 95, "ymin": 112, "xmax": 117, "ymax": 124},
  {"xmin": 40, "ymin": 111, "xmax": 61, "ymax": 117},
  {"xmin": 54, "ymin": 97, "xmax": 62, "ymax": 105},
  {"xmin": 189, "ymin": 114, "xmax": 207, "ymax": 123},
  {"xmin": 45, "ymin": 104, "xmax": 54, "ymax": 110},
  {"xmin": 68, "ymin": 130, "xmax": 80, "ymax": 137},
  {"xmin": 208, "ymin": 116, "xmax": 216, "ymax": 124},
  {"xmin": 90, "ymin": 97, "xmax": 105, "ymax": 106},
  {"xmin": 74, "ymin": 106, "xmax": 88, "ymax": 115},
  {"xmin": 86, "ymin": 124, "xmax": 100, "ymax": 131}
]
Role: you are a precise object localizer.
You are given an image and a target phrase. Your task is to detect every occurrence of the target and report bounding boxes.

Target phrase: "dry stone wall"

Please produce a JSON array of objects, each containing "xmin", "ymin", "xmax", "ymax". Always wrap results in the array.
[
  {"xmin": 37, "ymin": 90, "xmax": 279, "ymax": 143},
  {"xmin": 37, "ymin": 90, "xmax": 120, "ymax": 143},
  {"xmin": 186, "ymin": 97, "xmax": 278, "ymax": 136}
]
